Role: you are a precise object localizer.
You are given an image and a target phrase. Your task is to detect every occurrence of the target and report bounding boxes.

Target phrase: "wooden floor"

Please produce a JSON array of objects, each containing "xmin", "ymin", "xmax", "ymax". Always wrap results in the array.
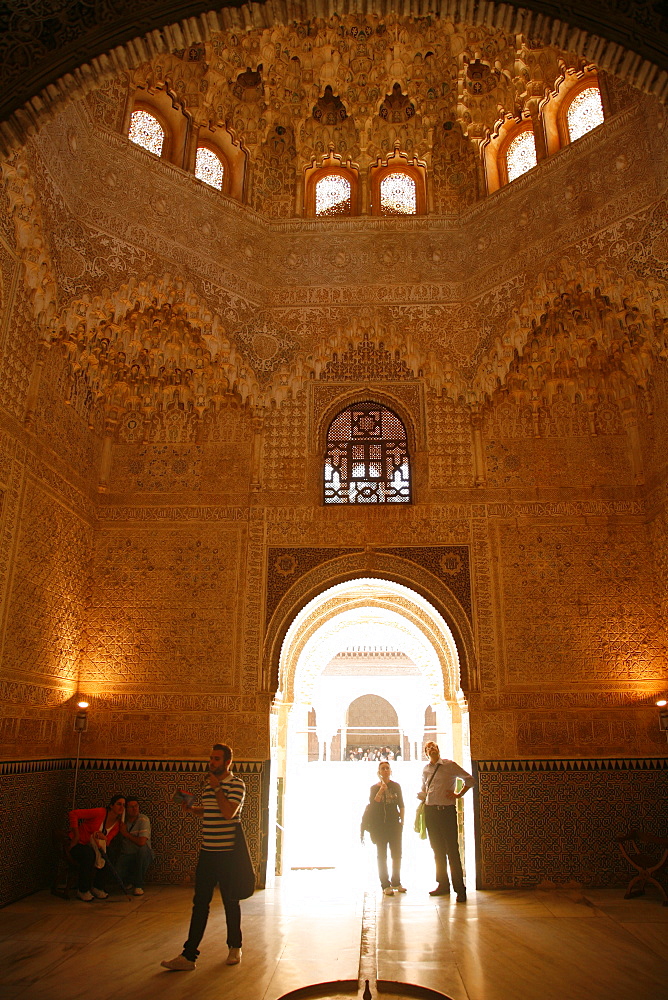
[{"xmin": 1, "ymin": 872, "xmax": 667, "ymax": 1000}]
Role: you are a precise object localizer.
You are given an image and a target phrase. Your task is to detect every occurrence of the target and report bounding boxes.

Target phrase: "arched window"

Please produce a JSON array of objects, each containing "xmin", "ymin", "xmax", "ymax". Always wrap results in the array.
[
  {"xmin": 315, "ymin": 174, "xmax": 352, "ymax": 216},
  {"xmin": 305, "ymin": 157, "xmax": 359, "ymax": 217},
  {"xmin": 323, "ymin": 402, "xmax": 411, "ymax": 504},
  {"xmin": 505, "ymin": 128, "xmax": 537, "ymax": 182},
  {"xmin": 379, "ymin": 172, "xmax": 416, "ymax": 215},
  {"xmin": 195, "ymin": 147, "xmax": 224, "ymax": 190},
  {"xmin": 566, "ymin": 86, "xmax": 604, "ymax": 142},
  {"xmin": 370, "ymin": 156, "xmax": 426, "ymax": 215},
  {"xmin": 128, "ymin": 109, "xmax": 165, "ymax": 156}
]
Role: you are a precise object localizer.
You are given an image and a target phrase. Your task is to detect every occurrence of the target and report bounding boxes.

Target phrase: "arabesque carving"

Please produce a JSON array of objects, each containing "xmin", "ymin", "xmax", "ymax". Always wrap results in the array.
[{"xmin": 1, "ymin": 8, "xmax": 668, "ymax": 903}]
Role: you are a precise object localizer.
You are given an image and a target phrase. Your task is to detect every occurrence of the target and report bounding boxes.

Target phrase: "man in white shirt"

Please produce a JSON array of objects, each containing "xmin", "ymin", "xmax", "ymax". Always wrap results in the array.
[
  {"xmin": 418, "ymin": 741, "xmax": 474, "ymax": 902},
  {"xmin": 116, "ymin": 797, "xmax": 154, "ymax": 895}
]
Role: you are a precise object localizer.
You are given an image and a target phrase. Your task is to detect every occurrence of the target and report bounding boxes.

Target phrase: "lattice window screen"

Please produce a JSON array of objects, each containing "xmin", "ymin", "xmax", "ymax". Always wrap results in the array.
[
  {"xmin": 128, "ymin": 110, "xmax": 164, "ymax": 156},
  {"xmin": 324, "ymin": 402, "xmax": 411, "ymax": 504}
]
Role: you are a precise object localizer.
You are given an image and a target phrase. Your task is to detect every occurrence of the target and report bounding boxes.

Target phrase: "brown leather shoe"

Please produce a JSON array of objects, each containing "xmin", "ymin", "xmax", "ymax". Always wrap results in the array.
[{"xmin": 429, "ymin": 884, "xmax": 450, "ymax": 896}]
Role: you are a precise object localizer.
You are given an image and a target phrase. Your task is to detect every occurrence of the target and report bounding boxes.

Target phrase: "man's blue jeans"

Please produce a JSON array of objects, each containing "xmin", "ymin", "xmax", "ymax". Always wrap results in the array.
[{"xmin": 115, "ymin": 844, "xmax": 154, "ymax": 889}]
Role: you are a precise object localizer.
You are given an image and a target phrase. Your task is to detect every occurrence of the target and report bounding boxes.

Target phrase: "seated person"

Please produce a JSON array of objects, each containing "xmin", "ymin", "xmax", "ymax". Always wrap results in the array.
[
  {"xmin": 69, "ymin": 794, "xmax": 125, "ymax": 901},
  {"xmin": 116, "ymin": 796, "xmax": 154, "ymax": 895}
]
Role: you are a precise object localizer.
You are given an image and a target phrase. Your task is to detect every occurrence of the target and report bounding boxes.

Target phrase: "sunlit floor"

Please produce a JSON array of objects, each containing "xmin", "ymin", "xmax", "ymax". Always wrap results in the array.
[{"xmin": 1, "ymin": 864, "xmax": 666, "ymax": 1000}]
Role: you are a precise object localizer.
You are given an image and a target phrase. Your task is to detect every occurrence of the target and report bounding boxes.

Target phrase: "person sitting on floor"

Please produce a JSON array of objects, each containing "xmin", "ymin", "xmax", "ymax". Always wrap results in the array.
[
  {"xmin": 115, "ymin": 796, "xmax": 154, "ymax": 895},
  {"xmin": 69, "ymin": 794, "xmax": 125, "ymax": 901}
]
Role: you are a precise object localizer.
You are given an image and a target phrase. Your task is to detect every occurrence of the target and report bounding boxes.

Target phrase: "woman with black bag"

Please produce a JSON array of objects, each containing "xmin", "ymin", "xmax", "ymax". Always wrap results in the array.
[{"xmin": 368, "ymin": 761, "xmax": 405, "ymax": 895}]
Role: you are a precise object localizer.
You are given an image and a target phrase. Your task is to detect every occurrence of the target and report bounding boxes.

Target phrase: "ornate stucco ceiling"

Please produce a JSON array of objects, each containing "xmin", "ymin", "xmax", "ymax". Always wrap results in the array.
[
  {"xmin": 2, "ymin": 12, "xmax": 668, "ymax": 430},
  {"xmin": 2, "ymin": 1, "xmax": 668, "ymax": 152},
  {"xmin": 128, "ymin": 20, "xmax": 571, "ymax": 150}
]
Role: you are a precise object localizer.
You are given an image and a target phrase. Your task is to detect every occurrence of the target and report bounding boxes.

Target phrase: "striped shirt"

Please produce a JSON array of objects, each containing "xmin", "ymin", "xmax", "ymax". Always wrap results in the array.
[{"xmin": 201, "ymin": 773, "xmax": 245, "ymax": 851}]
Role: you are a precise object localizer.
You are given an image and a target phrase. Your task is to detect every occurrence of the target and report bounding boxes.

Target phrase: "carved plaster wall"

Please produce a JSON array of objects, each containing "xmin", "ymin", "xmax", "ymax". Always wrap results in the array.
[{"xmin": 0, "ymin": 14, "xmax": 667, "ymax": 898}]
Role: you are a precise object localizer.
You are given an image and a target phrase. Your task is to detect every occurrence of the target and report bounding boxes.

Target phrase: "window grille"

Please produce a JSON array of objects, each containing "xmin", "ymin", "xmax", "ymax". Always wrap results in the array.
[
  {"xmin": 324, "ymin": 402, "xmax": 411, "ymax": 504},
  {"xmin": 506, "ymin": 129, "xmax": 536, "ymax": 182},
  {"xmin": 195, "ymin": 147, "xmax": 224, "ymax": 189},
  {"xmin": 567, "ymin": 87, "xmax": 604, "ymax": 142},
  {"xmin": 315, "ymin": 174, "xmax": 352, "ymax": 216},
  {"xmin": 128, "ymin": 110, "xmax": 165, "ymax": 156},
  {"xmin": 379, "ymin": 172, "xmax": 416, "ymax": 215}
]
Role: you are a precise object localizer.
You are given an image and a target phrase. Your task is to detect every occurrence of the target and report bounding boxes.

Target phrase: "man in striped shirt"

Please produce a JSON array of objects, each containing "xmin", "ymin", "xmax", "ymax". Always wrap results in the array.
[{"xmin": 161, "ymin": 743, "xmax": 246, "ymax": 971}]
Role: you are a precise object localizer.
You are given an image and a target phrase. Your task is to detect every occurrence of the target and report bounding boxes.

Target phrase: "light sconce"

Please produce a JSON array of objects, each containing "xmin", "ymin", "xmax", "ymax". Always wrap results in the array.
[
  {"xmin": 74, "ymin": 701, "xmax": 89, "ymax": 733},
  {"xmin": 72, "ymin": 699, "xmax": 90, "ymax": 808},
  {"xmin": 657, "ymin": 699, "xmax": 668, "ymax": 739}
]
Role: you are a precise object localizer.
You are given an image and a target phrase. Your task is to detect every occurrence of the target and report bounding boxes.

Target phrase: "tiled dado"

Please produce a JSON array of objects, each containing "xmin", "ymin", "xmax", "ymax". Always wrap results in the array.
[
  {"xmin": 474, "ymin": 757, "xmax": 668, "ymax": 889},
  {"xmin": 0, "ymin": 758, "xmax": 270, "ymax": 907},
  {"xmin": 0, "ymin": 760, "xmax": 72, "ymax": 907}
]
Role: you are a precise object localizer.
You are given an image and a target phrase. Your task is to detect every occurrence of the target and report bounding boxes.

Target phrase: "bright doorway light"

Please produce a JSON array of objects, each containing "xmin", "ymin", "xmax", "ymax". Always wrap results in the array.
[{"xmin": 269, "ymin": 577, "xmax": 475, "ymax": 890}]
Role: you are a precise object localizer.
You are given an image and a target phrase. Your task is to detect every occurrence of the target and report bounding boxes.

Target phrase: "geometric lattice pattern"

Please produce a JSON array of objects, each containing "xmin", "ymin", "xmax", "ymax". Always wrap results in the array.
[
  {"xmin": 128, "ymin": 110, "xmax": 164, "ymax": 155},
  {"xmin": 315, "ymin": 174, "xmax": 351, "ymax": 216},
  {"xmin": 195, "ymin": 147, "xmax": 224, "ymax": 190},
  {"xmin": 0, "ymin": 763, "xmax": 71, "ymax": 906},
  {"xmin": 324, "ymin": 402, "xmax": 411, "ymax": 504},
  {"xmin": 380, "ymin": 172, "xmax": 416, "ymax": 215},
  {"xmin": 475, "ymin": 759, "xmax": 668, "ymax": 888}
]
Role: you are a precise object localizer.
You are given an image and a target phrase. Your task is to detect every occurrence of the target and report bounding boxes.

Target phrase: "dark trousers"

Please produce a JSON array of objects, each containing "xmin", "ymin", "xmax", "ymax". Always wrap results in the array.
[
  {"xmin": 182, "ymin": 850, "xmax": 242, "ymax": 962},
  {"xmin": 69, "ymin": 843, "xmax": 109, "ymax": 893},
  {"xmin": 376, "ymin": 825, "xmax": 403, "ymax": 888},
  {"xmin": 424, "ymin": 805, "xmax": 465, "ymax": 893},
  {"xmin": 116, "ymin": 844, "xmax": 155, "ymax": 889}
]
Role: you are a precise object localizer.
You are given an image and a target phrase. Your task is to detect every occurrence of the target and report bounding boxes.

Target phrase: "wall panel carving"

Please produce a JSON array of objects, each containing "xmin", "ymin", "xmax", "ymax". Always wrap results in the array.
[
  {"xmin": 427, "ymin": 392, "xmax": 474, "ymax": 489},
  {"xmin": 496, "ymin": 520, "xmax": 664, "ymax": 686},
  {"xmin": 83, "ymin": 524, "xmax": 246, "ymax": 690},
  {"xmin": 263, "ymin": 394, "xmax": 308, "ymax": 494},
  {"xmin": 2, "ymin": 477, "xmax": 92, "ymax": 688},
  {"xmin": 0, "ymin": 280, "xmax": 38, "ymax": 424}
]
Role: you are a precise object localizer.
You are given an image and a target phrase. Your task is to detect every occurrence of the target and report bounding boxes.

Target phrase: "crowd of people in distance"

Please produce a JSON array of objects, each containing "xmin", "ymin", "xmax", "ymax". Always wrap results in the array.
[{"xmin": 346, "ymin": 745, "xmax": 401, "ymax": 761}]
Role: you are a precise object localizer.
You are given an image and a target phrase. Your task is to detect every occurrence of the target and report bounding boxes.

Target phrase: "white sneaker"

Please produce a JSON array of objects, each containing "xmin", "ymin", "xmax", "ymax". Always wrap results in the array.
[
  {"xmin": 393, "ymin": 885, "xmax": 407, "ymax": 893},
  {"xmin": 133, "ymin": 887, "xmax": 144, "ymax": 896},
  {"xmin": 161, "ymin": 955, "xmax": 196, "ymax": 971},
  {"xmin": 226, "ymin": 947, "xmax": 242, "ymax": 965},
  {"xmin": 383, "ymin": 887, "xmax": 395, "ymax": 896},
  {"xmin": 91, "ymin": 887, "xmax": 108, "ymax": 899},
  {"xmin": 77, "ymin": 890, "xmax": 93, "ymax": 901}
]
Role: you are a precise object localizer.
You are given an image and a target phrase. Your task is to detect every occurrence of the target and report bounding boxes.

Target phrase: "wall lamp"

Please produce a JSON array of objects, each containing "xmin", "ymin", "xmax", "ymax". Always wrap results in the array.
[
  {"xmin": 657, "ymin": 699, "xmax": 668, "ymax": 741},
  {"xmin": 72, "ymin": 700, "xmax": 90, "ymax": 808},
  {"xmin": 74, "ymin": 701, "xmax": 89, "ymax": 733}
]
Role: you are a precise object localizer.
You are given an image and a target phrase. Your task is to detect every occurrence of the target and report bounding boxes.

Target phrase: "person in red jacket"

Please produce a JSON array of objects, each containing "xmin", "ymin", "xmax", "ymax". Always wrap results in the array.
[{"xmin": 69, "ymin": 794, "xmax": 126, "ymax": 901}]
